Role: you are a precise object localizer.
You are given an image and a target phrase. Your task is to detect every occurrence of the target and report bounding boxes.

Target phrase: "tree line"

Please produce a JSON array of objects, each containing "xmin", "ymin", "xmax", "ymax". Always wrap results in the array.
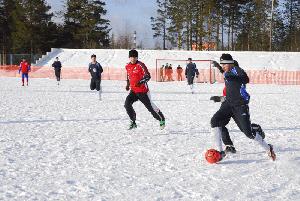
[
  {"xmin": 151, "ymin": 0, "xmax": 300, "ymax": 51},
  {"xmin": 0, "ymin": 0, "xmax": 110, "ymax": 55}
]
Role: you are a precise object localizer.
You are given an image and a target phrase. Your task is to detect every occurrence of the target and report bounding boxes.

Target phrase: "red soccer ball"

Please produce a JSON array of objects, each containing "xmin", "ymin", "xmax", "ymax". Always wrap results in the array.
[{"xmin": 205, "ymin": 149, "xmax": 221, "ymax": 164}]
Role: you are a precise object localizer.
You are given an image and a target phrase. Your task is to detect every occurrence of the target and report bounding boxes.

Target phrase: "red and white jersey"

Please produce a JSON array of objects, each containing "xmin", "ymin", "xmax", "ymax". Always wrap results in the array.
[{"xmin": 126, "ymin": 61, "xmax": 150, "ymax": 93}]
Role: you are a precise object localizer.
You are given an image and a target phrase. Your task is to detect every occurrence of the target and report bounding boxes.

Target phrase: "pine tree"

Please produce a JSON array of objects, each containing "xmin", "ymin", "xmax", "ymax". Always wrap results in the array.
[
  {"xmin": 64, "ymin": 0, "xmax": 110, "ymax": 48},
  {"xmin": 167, "ymin": 0, "xmax": 185, "ymax": 49},
  {"xmin": 151, "ymin": 0, "xmax": 170, "ymax": 50},
  {"xmin": 10, "ymin": 0, "xmax": 31, "ymax": 53},
  {"xmin": 283, "ymin": 0, "xmax": 300, "ymax": 51},
  {"xmin": 0, "ymin": 0, "xmax": 5, "ymax": 63},
  {"xmin": 88, "ymin": 0, "xmax": 110, "ymax": 48},
  {"xmin": 21, "ymin": 0, "xmax": 54, "ymax": 53}
]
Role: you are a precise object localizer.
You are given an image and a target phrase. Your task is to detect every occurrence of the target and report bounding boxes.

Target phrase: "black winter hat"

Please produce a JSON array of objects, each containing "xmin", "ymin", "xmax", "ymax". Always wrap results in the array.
[
  {"xmin": 220, "ymin": 53, "xmax": 234, "ymax": 64},
  {"xmin": 129, "ymin": 49, "xmax": 138, "ymax": 58},
  {"xmin": 91, "ymin": 54, "xmax": 96, "ymax": 58}
]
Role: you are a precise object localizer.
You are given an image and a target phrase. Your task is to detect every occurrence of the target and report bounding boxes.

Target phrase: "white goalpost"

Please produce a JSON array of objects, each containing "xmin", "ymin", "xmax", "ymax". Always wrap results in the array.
[{"xmin": 155, "ymin": 59, "xmax": 216, "ymax": 84}]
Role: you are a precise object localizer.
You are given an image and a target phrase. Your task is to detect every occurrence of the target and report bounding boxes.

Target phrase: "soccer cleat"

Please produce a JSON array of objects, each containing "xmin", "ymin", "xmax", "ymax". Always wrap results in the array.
[
  {"xmin": 22, "ymin": 83, "xmax": 24, "ymax": 86},
  {"xmin": 267, "ymin": 144, "xmax": 276, "ymax": 161},
  {"xmin": 128, "ymin": 121, "xmax": 137, "ymax": 130},
  {"xmin": 160, "ymin": 120, "xmax": 165, "ymax": 130},
  {"xmin": 225, "ymin": 145, "xmax": 237, "ymax": 154}
]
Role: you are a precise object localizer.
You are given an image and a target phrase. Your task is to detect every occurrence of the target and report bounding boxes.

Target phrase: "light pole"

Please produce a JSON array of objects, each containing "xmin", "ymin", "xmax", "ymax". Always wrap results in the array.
[{"xmin": 133, "ymin": 31, "xmax": 137, "ymax": 49}]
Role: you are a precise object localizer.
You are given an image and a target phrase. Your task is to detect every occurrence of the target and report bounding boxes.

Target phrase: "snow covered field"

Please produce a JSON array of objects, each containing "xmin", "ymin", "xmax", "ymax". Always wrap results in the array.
[{"xmin": 0, "ymin": 77, "xmax": 299, "ymax": 201}]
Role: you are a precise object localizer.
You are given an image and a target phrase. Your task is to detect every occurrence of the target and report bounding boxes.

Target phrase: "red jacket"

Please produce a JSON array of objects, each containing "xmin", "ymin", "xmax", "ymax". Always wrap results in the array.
[
  {"xmin": 223, "ymin": 86, "xmax": 226, "ymax": 96},
  {"xmin": 126, "ymin": 61, "xmax": 150, "ymax": 93},
  {"xmin": 19, "ymin": 61, "xmax": 31, "ymax": 73}
]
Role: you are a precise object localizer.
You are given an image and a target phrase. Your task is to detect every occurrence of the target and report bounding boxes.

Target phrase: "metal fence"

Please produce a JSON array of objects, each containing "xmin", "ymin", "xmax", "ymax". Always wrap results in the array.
[{"xmin": 0, "ymin": 54, "xmax": 42, "ymax": 65}]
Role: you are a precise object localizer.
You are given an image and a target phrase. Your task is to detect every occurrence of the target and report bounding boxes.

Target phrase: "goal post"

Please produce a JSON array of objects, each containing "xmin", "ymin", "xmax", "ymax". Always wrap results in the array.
[{"xmin": 155, "ymin": 59, "xmax": 216, "ymax": 84}]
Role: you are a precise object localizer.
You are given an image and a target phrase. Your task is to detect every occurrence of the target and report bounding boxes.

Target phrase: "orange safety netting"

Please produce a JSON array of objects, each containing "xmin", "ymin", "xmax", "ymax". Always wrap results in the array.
[{"xmin": 1, "ymin": 66, "xmax": 300, "ymax": 85}]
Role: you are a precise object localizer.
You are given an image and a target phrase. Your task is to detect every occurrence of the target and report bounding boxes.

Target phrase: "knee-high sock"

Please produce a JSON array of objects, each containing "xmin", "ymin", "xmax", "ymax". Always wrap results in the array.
[
  {"xmin": 254, "ymin": 133, "xmax": 270, "ymax": 151},
  {"xmin": 212, "ymin": 127, "xmax": 223, "ymax": 152}
]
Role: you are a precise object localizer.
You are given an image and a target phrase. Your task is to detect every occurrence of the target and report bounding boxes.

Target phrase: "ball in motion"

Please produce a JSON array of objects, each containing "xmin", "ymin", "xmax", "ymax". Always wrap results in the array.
[{"xmin": 205, "ymin": 149, "xmax": 221, "ymax": 164}]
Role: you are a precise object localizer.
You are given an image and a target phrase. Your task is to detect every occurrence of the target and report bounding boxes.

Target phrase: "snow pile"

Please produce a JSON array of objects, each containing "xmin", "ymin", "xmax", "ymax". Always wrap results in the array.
[
  {"xmin": 34, "ymin": 48, "xmax": 300, "ymax": 70},
  {"xmin": 0, "ymin": 77, "xmax": 300, "ymax": 200}
]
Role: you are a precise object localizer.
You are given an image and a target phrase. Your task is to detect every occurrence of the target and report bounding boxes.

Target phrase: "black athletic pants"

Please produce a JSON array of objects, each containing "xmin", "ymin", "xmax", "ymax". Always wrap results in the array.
[
  {"xmin": 211, "ymin": 102, "xmax": 255, "ymax": 146},
  {"xmin": 124, "ymin": 91, "xmax": 165, "ymax": 122},
  {"xmin": 55, "ymin": 69, "xmax": 61, "ymax": 81},
  {"xmin": 90, "ymin": 78, "xmax": 101, "ymax": 91},
  {"xmin": 187, "ymin": 76, "xmax": 194, "ymax": 85}
]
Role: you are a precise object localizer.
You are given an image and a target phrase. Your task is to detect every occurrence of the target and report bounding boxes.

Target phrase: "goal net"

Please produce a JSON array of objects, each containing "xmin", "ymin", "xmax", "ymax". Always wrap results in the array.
[{"xmin": 155, "ymin": 59, "xmax": 216, "ymax": 84}]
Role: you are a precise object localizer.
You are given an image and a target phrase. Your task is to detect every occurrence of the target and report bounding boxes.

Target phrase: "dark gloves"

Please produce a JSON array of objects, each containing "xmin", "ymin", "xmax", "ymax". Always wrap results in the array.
[
  {"xmin": 212, "ymin": 61, "xmax": 221, "ymax": 68},
  {"xmin": 212, "ymin": 61, "xmax": 224, "ymax": 73},
  {"xmin": 210, "ymin": 96, "xmax": 226, "ymax": 103},
  {"xmin": 125, "ymin": 85, "xmax": 130, "ymax": 91}
]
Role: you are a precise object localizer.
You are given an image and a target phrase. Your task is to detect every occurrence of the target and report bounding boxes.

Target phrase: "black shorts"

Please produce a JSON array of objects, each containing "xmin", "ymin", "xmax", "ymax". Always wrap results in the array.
[
  {"xmin": 90, "ymin": 78, "xmax": 101, "ymax": 91},
  {"xmin": 55, "ymin": 69, "xmax": 61, "ymax": 81}
]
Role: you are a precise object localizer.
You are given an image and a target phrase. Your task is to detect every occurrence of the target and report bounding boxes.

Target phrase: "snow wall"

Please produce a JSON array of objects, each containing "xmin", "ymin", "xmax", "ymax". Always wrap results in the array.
[{"xmin": 1, "ymin": 48, "xmax": 300, "ymax": 85}]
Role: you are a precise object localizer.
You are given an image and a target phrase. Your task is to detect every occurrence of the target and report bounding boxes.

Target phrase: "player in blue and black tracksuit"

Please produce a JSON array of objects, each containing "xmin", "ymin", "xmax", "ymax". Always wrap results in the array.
[
  {"xmin": 210, "ymin": 54, "xmax": 276, "ymax": 161},
  {"xmin": 52, "ymin": 57, "xmax": 62, "ymax": 85},
  {"xmin": 185, "ymin": 58, "xmax": 199, "ymax": 93},
  {"xmin": 88, "ymin": 54, "xmax": 103, "ymax": 91},
  {"xmin": 210, "ymin": 60, "xmax": 265, "ymax": 154}
]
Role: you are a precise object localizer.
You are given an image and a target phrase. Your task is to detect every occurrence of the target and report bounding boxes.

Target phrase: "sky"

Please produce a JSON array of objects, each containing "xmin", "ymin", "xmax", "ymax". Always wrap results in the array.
[{"xmin": 46, "ymin": 0, "xmax": 158, "ymax": 48}]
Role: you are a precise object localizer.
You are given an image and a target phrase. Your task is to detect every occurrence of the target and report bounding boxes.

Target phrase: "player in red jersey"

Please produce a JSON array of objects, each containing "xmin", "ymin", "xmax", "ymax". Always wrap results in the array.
[
  {"xmin": 125, "ymin": 49, "xmax": 165, "ymax": 130},
  {"xmin": 19, "ymin": 58, "xmax": 31, "ymax": 86}
]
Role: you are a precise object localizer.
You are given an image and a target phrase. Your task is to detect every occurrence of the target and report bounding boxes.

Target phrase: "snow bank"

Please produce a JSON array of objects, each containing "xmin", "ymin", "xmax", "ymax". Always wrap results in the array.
[{"xmin": 34, "ymin": 48, "xmax": 300, "ymax": 70}]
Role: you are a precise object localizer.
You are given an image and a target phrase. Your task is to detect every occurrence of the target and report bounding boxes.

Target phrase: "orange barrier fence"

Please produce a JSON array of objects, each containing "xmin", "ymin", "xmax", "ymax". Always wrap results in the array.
[{"xmin": 1, "ymin": 65, "xmax": 300, "ymax": 85}]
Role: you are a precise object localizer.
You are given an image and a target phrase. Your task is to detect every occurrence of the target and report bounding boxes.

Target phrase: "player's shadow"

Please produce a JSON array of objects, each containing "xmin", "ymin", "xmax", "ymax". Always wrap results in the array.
[
  {"xmin": 294, "ymin": 157, "xmax": 300, "ymax": 161},
  {"xmin": 219, "ymin": 159, "xmax": 265, "ymax": 164},
  {"xmin": 264, "ymin": 126, "xmax": 300, "ymax": 131},
  {"xmin": 0, "ymin": 117, "xmax": 125, "ymax": 125}
]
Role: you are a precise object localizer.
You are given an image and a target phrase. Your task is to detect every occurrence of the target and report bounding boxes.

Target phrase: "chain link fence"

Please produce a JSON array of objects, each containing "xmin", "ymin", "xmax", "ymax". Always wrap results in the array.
[{"xmin": 0, "ymin": 54, "xmax": 42, "ymax": 65}]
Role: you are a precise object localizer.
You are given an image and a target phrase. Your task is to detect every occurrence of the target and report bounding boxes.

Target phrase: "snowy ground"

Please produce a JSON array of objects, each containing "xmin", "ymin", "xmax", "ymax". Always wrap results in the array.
[{"xmin": 0, "ymin": 77, "xmax": 300, "ymax": 201}]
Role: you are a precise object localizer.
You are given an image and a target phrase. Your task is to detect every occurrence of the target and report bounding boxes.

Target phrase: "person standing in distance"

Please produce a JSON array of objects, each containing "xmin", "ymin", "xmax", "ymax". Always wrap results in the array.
[
  {"xmin": 88, "ymin": 54, "xmax": 103, "ymax": 100},
  {"xmin": 185, "ymin": 58, "xmax": 199, "ymax": 93},
  {"xmin": 52, "ymin": 57, "xmax": 62, "ymax": 85},
  {"xmin": 125, "ymin": 49, "xmax": 165, "ymax": 130},
  {"xmin": 19, "ymin": 58, "xmax": 31, "ymax": 86},
  {"xmin": 176, "ymin": 65, "xmax": 183, "ymax": 81}
]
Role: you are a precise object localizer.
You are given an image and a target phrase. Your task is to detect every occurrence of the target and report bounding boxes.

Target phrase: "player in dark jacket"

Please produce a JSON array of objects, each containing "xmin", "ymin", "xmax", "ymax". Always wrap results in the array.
[
  {"xmin": 210, "ymin": 54, "xmax": 276, "ymax": 161},
  {"xmin": 125, "ymin": 49, "xmax": 165, "ymax": 130},
  {"xmin": 88, "ymin": 54, "xmax": 103, "ymax": 100},
  {"xmin": 52, "ymin": 57, "xmax": 62, "ymax": 85},
  {"xmin": 210, "ymin": 61, "xmax": 266, "ymax": 154},
  {"xmin": 185, "ymin": 58, "xmax": 199, "ymax": 93}
]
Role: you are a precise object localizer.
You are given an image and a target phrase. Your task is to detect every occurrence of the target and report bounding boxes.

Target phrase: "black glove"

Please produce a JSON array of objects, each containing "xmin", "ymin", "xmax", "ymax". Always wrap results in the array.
[
  {"xmin": 125, "ymin": 85, "xmax": 130, "ymax": 91},
  {"xmin": 210, "ymin": 96, "xmax": 225, "ymax": 103},
  {"xmin": 212, "ymin": 61, "xmax": 224, "ymax": 73}
]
